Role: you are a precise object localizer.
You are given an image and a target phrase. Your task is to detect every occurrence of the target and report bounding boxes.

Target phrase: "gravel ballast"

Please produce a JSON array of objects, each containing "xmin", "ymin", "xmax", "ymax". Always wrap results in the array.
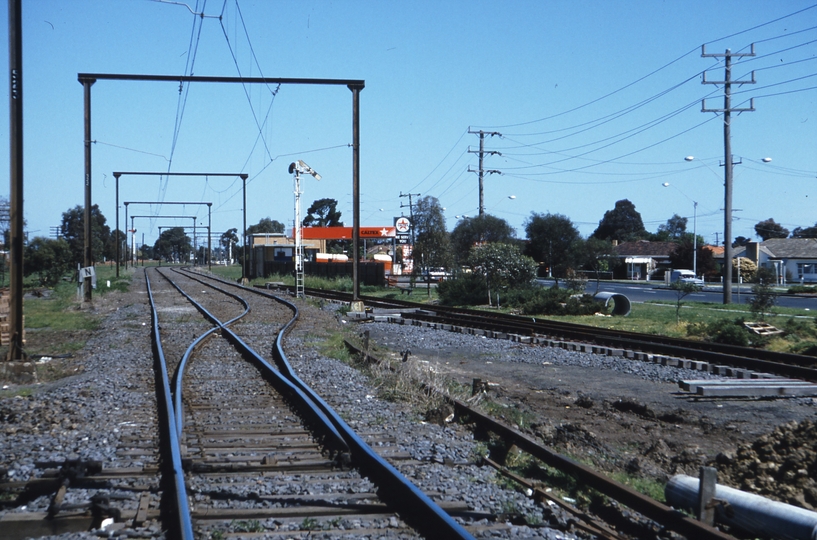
[{"xmin": 3, "ymin": 272, "xmax": 815, "ymax": 539}]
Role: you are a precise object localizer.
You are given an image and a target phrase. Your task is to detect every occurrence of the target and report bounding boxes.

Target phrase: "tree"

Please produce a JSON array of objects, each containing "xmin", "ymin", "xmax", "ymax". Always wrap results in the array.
[
  {"xmin": 61, "ymin": 204, "xmax": 111, "ymax": 265},
  {"xmin": 733, "ymin": 236, "xmax": 752, "ymax": 247},
  {"xmin": 669, "ymin": 236, "xmax": 716, "ymax": 277},
  {"xmin": 468, "ymin": 242, "xmax": 537, "ymax": 306},
  {"xmin": 153, "ymin": 227, "xmax": 192, "ymax": 263},
  {"xmin": 573, "ymin": 237, "xmax": 615, "ymax": 293},
  {"xmin": 670, "ymin": 281, "xmax": 701, "ymax": 324},
  {"xmin": 24, "ymin": 237, "xmax": 73, "ymax": 286},
  {"xmin": 790, "ymin": 223, "xmax": 817, "ymax": 238},
  {"xmin": 411, "ymin": 196, "xmax": 452, "ymax": 274},
  {"xmin": 246, "ymin": 217, "xmax": 285, "ymax": 236},
  {"xmin": 303, "ymin": 198, "xmax": 342, "ymax": 227},
  {"xmin": 592, "ymin": 199, "xmax": 647, "ymax": 242},
  {"xmin": 449, "ymin": 214, "xmax": 516, "ymax": 265},
  {"xmin": 754, "ymin": 218, "xmax": 789, "ymax": 241},
  {"xmin": 750, "ymin": 267, "xmax": 778, "ymax": 321},
  {"xmin": 524, "ymin": 212, "xmax": 580, "ymax": 278},
  {"xmin": 733, "ymin": 257, "xmax": 757, "ymax": 283},
  {"xmin": 140, "ymin": 244, "xmax": 154, "ymax": 261},
  {"xmin": 220, "ymin": 228, "xmax": 239, "ymax": 262},
  {"xmin": 105, "ymin": 229, "xmax": 127, "ymax": 264},
  {"xmin": 655, "ymin": 214, "xmax": 687, "ymax": 241}
]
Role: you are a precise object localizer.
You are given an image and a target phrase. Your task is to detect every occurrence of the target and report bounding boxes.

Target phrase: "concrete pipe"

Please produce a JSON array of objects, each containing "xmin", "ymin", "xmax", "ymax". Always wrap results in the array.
[
  {"xmin": 593, "ymin": 291, "xmax": 631, "ymax": 317},
  {"xmin": 665, "ymin": 474, "xmax": 817, "ymax": 540}
]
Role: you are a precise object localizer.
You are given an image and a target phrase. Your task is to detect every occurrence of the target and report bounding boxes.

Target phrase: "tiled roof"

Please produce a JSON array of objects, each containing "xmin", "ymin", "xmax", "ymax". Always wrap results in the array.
[
  {"xmin": 613, "ymin": 241, "xmax": 676, "ymax": 257},
  {"xmin": 762, "ymin": 238, "xmax": 817, "ymax": 259},
  {"xmin": 705, "ymin": 245, "xmax": 724, "ymax": 257}
]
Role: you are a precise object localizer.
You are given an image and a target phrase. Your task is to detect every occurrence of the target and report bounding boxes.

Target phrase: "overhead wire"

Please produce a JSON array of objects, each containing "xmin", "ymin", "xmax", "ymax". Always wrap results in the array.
[
  {"xmin": 154, "ymin": 0, "xmax": 209, "ymax": 230},
  {"xmin": 218, "ymin": 17, "xmax": 276, "ymax": 163},
  {"xmin": 465, "ymin": 5, "xmax": 815, "ymax": 165}
]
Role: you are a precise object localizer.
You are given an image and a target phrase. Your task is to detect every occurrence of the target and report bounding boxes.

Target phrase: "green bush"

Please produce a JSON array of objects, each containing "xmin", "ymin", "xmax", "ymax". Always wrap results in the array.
[
  {"xmin": 437, "ymin": 273, "xmax": 489, "ymax": 306},
  {"xmin": 787, "ymin": 285, "xmax": 817, "ymax": 294},
  {"xmin": 782, "ymin": 317, "xmax": 817, "ymax": 340},
  {"xmin": 438, "ymin": 277, "xmax": 605, "ymax": 315},
  {"xmin": 687, "ymin": 318, "xmax": 750, "ymax": 347},
  {"xmin": 791, "ymin": 341, "xmax": 817, "ymax": 357},
  {"xmin": 564, "ymin": 294, "xmax": 605, "ymax": 316},
  {"xmin": 511, "ymin": 287, "xmax": 604, "ymax": 316}
]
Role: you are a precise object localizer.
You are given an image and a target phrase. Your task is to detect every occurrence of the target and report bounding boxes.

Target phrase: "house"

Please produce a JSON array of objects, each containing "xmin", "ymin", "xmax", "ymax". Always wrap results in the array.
[
  {"xmin": 735, "ymin": 238, "xmax": 817, "ymax": 284},
  {"xmin": 612, "ymin": 241, "xmax": 677, "ymax": 280}
]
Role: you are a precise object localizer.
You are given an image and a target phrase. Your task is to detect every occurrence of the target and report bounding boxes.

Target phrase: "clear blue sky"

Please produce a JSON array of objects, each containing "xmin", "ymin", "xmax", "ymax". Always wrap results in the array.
[{"xmin": 1, "ymin": 0, "xmax": 815, "ymax": 249}]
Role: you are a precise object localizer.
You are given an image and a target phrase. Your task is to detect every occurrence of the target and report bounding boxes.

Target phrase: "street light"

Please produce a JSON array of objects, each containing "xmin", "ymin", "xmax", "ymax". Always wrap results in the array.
[
  {"xmin": 289, "ymin": 160, "xmax": 322, "ymax": 298},
  {"xmin": 663, "ymin": 181, "xmax": 698, "ymax": 278}
]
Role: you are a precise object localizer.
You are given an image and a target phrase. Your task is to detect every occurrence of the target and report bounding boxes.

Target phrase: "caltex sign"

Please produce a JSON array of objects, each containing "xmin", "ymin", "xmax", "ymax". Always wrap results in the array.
[{"xmin": 394, "ymin": 217, "xmax": 411, "ymax": 235}]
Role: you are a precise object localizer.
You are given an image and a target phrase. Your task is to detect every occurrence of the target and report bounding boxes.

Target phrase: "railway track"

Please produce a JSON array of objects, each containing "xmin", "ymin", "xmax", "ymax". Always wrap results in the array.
[
  {"xmin": 148, "ymin": 267, "xmax": 475, "ymax": 538},
  {"xmin": 3, "ymin": 269, "xmax": 489, "ymax": 539},
  {"xmin": 339, "ymin": 338, "xmax": 736, "ymax": 540},
  {"xmin": 4, "ymin": 271, "xmax": 810, "ymax": 538},
  {"xmin": 279, "ymin": 285, "xmax": 817, "ymax": 381}
]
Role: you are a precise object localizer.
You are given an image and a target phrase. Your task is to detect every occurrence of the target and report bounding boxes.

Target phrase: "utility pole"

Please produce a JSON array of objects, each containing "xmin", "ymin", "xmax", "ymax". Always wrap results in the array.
[
  {"xmin": 468, "ymin": 128, "xmax": 501, "ymax": 216},
  {"xmin": 702, "ymin": 45, "xmax": 755, "ymax": 305},
  {"xmin": 7, "ymin": 0, "xmax": 27, "ymax": 364}
]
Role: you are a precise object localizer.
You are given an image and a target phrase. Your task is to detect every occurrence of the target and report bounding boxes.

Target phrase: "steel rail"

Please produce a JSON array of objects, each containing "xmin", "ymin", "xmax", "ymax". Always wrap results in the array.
[
  {"xmin": 398, "ymin": 311, "xmax": 817, "ymax": 381},
  {"xmin": 183, "ymin": 269, "xmax": 476, "ymax": 540},
  {"xmin": 448, "ymin": 396, "xmax": 736, "ymax": 540},
  {"xmin": 158, "ymin": 269, "xmax": 351, "ymax": 456},
  {"xmin": 154, "ymin": 268, "xmax": 251, "ymax": 437},
  {"xmin": 396, "ymin": 299, "xmax": 817, "ymax": 370},
  {"xmin": 278, "ymin": 286, "xmax": 817, "ymax": 380},
  {"xmin": 340, "ymin": 336, "xmax": 737, "ymax": 540},
  {"xmin": 144, "ymin": 270, "xmax": 195, "ymax": 540}
]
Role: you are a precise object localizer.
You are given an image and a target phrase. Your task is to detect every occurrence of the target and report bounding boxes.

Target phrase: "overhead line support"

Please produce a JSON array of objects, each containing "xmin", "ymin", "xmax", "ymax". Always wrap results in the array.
[
  {"xmin": 701, "ymin": 45, "xmax": 756, "ymax": 305},
  {"xmin": 468, "ymin": 129, "xmax": 501, "ymax": 216},
  {"xmin": 82, "ymin": 73, "xmax": 364, "ymax": 306}
]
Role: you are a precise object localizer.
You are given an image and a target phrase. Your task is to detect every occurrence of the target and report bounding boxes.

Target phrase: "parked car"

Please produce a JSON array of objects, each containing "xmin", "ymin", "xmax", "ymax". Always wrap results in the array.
[{"xmin": 670, "ymin": 269, "xmax": 704, "ymax": 286}]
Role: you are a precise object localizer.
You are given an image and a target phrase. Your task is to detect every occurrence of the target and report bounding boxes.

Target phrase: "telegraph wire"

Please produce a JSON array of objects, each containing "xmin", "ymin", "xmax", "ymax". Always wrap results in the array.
[
  {"xmin": 707, "ymin": 3, "xmax": 817, "ymax": 48},
  {"xmin": 732, "ymin": 73, "xmax": 817, "ymax": 97},
  {"xmin": 733, "ymin": 38, "xmax": 817, "ymax": 69},
  {"xmin": 745, "ymin": 24, "xmax": 817, "ymax": 46},
  {"xmin": 473, "ymin": 5, "xmax": 815, "ymax": 133},
  {"xmin": 91, "ymin": 140, "xmax": 170, "ymax": 162},
  {"xmin": 473, "ymin": 47, "xmax": 701, "ymax": 130},
  {"xmin": 405, "ymin": 130, "xmax": 469, "ymax": 193}
]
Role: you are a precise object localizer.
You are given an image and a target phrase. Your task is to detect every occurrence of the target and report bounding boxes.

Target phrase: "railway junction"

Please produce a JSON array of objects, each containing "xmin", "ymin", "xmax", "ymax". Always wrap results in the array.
[{"xmin": 0, "ymin": 269, "xmax": 815, "ymax": 539}]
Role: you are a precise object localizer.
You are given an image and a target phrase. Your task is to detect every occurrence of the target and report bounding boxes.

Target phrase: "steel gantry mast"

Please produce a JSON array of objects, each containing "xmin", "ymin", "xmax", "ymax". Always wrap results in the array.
[{"xmin": 81, "ymin": 74, "xmax": 364, "ymax": 307}]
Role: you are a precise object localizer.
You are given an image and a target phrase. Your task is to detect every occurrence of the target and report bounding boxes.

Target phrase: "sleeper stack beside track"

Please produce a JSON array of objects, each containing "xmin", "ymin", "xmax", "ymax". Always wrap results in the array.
[{"xmin": 146, "ymin": 267, "xmax": 476, "ymax": 539}]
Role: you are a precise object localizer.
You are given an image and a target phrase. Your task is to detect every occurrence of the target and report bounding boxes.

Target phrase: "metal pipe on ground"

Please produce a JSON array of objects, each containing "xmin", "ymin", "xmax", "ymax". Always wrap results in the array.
[{"xmin": 665, "ymin": 474, "xmax": 817, "ymax": 540}]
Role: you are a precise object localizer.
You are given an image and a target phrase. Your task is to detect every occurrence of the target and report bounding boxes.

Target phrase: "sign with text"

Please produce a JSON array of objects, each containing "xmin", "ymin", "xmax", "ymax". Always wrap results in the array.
[
  {"xmin": 297, "ymin": 226, "xmax": 396, "ymax": 240},
  {"xmin": 394, "ymin": 216, "xmax": 411, "ymax": 235}
]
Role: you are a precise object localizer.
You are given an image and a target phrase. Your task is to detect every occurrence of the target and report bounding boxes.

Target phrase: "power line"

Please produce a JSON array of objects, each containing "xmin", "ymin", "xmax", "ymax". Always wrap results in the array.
[
  {"xmin": 468, "ymin": 129, "xmax": 502, "ymax": 216},
  {"xmin": 701, "ymin": 44, "xmax": 757, "ymax": 304}
]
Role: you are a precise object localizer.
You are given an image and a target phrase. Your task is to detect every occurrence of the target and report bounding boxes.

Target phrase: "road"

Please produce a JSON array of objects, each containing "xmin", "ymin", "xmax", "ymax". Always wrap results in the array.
[{"xmin": 540, "ymin": 279, "xmax": 817, "ymax": 312}]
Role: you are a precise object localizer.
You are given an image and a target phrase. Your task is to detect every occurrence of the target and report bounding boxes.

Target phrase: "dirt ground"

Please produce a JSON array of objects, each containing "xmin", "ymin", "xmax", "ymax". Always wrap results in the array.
[{"xmin": 359, "ymin": 320, "xmax": 817, "ymax": 510}]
